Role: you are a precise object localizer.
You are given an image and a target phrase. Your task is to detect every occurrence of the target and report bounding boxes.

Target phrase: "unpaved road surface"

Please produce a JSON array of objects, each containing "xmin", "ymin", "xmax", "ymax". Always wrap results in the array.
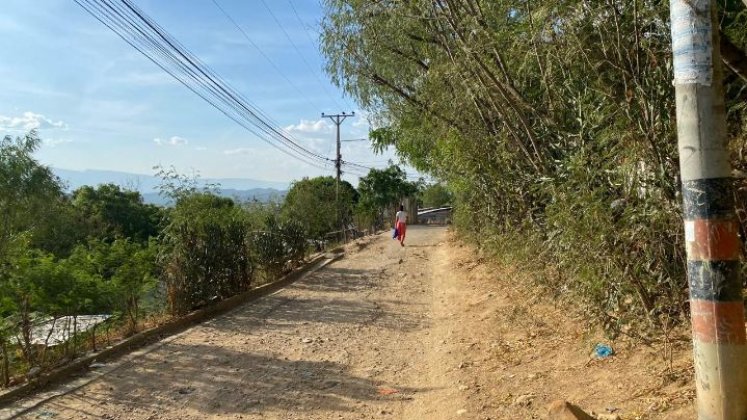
[{"xmin": 7, "ymin": 226, "xmax": 694, "ymax": 419}]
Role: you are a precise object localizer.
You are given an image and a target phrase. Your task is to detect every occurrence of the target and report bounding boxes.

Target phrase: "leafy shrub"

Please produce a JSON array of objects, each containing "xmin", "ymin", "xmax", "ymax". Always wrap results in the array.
[
  {"xmin": 320, "ymin": 0, "xmax": 747, "ymax": 336},
  {"xmin": 253, "ymin": 216, "xmax": 308, "ymax": 280},
  {"xmin": 281, "ymin": 176, "xmax": 358, "ymax": 240},
  {"xmin": 161, "ymin": 193, "xmax": 253, "ymax": 315}
]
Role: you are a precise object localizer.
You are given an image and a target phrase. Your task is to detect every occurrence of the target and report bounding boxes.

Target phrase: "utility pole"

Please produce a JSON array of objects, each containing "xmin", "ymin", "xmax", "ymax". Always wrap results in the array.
[
  {"xmin": 670, "ymin": 1, "xmax": 747, "ymax": 418},
  {"xmin": 322, "ymin": 111, "xmax": 354, "ymax": 242}
]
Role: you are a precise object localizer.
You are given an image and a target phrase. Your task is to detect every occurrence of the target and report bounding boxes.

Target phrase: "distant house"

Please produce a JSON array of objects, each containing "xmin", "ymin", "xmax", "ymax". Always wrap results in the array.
[{"xmin": 417, "ymin": 207, "xmax": 452, "ymax": 225}]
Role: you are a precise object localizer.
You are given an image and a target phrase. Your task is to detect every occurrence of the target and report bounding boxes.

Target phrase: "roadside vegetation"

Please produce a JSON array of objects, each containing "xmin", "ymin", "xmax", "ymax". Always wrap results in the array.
[
  {"xmin": 0, "ymin": 131, "xmax": 422, "ymax": 388},
  {"xmin": 320, "ymin": 0, "xmax": 747, "ymax": 339}
]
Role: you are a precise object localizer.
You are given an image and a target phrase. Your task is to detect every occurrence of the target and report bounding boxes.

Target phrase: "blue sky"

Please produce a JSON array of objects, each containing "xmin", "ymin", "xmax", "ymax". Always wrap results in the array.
[{"xmin": 0, "ymin": 0, "xmax": 404, "ymax": 186}]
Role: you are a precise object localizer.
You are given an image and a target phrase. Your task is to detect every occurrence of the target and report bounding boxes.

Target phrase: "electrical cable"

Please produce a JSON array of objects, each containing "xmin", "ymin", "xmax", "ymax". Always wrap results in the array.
[
  {"xmin": 91, "ymin": 2, "xmax": 330, "ymax": 171},
  {"xmin": 258, "ymin": 0, "xmax": 347, "ymax": 111},
  {"xmin": 77, "ymin": 0, "xmax": 422, "ymax": 182},
  {"xmin": 210, "ymin": 0, "xmax": 321, "ymax": 111},
  {"xmin": 85, "ymin": 0, "xmax": 326, "ymax": 168},
  {"xmin": 75, "ymin": 0, "xmax": 336, "ymax": 172},
  {"xmin": 286, "ymin": 0, "xmax": 319, "ymax": 48}
]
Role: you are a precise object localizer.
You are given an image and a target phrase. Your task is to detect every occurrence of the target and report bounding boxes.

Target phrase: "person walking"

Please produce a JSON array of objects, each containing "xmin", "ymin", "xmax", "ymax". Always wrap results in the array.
[{"xmin": 394, "ymin": 204, "xmax": 407, "ymax": 247}]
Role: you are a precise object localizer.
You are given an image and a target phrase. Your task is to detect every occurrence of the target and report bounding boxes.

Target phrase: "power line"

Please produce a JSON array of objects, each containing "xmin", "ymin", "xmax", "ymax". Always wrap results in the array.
[
  {"xmin": 85, "ymin": 0, "xmax": 309, "ymax": 162},
  {"xmin": 74, "ymin": 0, "xmax": 336, "ymax": 173},
  {"xmin": 322, "ymin": 111, "xmax": 354, "ymax": 241},
  {"xmin": 75, "ymin": 0, "xmax": 413, "ymax": 182},
  {"xmin": 346, "ymin": 159, "xmax": 392, "ymax": 164},
  {"xmin": 286, "ymin": 0, "xmax": 321, "ymax": 55},
  {"xmin": 121, "ymin": 0, "xmax": 313, "ymax": 157},
  {"xmin": 340, "ymin": 159, "xmax": 422, "ymax": 181},
  {"xmin": 258, "ymin": 0, "xmax": 346, "ymax": 111},
  {"xmin": 209, "ymin": 0, "xmax": 320, "ymax": 111},
  {"xmin": 127, "ymin": 0, "xmax": 333, "ymax": 167}
]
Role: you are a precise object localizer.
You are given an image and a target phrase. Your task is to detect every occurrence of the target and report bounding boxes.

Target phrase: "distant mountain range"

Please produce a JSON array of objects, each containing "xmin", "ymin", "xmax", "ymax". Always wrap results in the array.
[
  {"xmin": 139, "ymin": 188, "xmax": 286, "ymax": 206},
  {"xmin": 53, "ymin": 168, "xmax": 288, "ymax": 206}
]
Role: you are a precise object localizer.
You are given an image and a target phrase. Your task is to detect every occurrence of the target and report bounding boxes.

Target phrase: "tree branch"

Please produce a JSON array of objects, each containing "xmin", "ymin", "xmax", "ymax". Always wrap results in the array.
[{"xmin": 720, "ymin": 31, "xmax": 747, "ymax": 83}]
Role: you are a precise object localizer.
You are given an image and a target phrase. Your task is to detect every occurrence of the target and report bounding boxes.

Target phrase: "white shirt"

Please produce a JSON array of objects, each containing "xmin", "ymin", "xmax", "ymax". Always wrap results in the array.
[{"xmin": 396, "ymin": 210, "xmax": 407, "ymax": 223}]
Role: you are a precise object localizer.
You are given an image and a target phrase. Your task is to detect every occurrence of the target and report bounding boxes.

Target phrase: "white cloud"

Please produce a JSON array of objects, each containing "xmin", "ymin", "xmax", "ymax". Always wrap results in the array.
[
  {"xmin": 43, "ymin": 138, "xmax": 73, "ymax": 147},
  {"xmin": 0, "ymin": 111, "xmax": 68, "ymax": 131},
  {"xmin": 223, "ymin": 147, "xmax": 254, "ymax": 155},
  {"xmin": 284, "ymin": 119, "xmax": 333, "ymax": 135},
  {"xmin": 281, "ymin": 118, "xmax": 344, "ymax": 157},
  {"xmin": 154, "ymin": 136, "xmax": 188, "ymax": 146},
  {"xmin": 116, "ymin": 71, "xmax": 174, "ymax": 87},
  {"xmin": 352, "ymin": 110, "xmax": 369, "ymax": 129}
]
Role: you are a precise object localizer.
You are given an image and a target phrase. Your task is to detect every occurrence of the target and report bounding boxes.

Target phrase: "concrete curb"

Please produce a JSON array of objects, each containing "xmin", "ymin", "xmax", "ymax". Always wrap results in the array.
[{"xmin": 0, "ymin": 252, "xmax": 343, "ymax": 409}]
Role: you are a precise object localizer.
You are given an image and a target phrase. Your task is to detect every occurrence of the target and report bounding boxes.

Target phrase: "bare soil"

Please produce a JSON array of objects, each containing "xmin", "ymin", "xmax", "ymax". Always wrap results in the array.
[{"xmin": 4, "ymin": 225, "xmax": 695, "ymax": 419}]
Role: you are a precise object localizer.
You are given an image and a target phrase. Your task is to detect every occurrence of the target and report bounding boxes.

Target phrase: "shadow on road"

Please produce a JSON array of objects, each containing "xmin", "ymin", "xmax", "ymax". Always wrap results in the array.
[
  {"xmin": 17, "ymin": 232, "xmax": 441, "ymax": 419},
  {"xmin": 211, "ymin": 266, "xmax": 426, "ymax": 334},
  {"xmin": 37, "ymin": 342, "xmax": 424, "ymax": 417},
  {"xmin": 292, "ymin": 267, "xmax": 383, "ymax": 293},
  {"xmin": 214, "ymin": 294, "xmax": 424, "ymax": 333}
]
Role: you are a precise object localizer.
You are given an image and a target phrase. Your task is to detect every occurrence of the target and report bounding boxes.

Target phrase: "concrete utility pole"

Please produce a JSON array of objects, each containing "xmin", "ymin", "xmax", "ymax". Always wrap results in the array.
[
  {"xmin": 669, "ymin": 1, "xmax": 747, "ymax": 418},
  {"xmin": 322, "ymin": 111, "xmax": 354, "ymax": 242}
]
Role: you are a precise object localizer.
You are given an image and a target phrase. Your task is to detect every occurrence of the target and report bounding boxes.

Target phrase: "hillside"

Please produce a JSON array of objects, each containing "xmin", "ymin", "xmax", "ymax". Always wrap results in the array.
[{"xmin": 53, "ymin": 168, "xmax": 288, "ymax": 205}]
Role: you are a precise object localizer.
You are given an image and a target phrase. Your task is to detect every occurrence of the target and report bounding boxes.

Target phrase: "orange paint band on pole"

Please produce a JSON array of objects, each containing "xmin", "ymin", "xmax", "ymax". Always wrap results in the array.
[{"xmin": 670, "ymin": 0, "xmax": 747, "ymax": 418}]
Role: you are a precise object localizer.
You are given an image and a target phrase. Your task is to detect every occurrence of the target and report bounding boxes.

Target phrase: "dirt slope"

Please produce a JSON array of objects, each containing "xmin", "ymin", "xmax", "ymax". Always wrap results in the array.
[{"xmin": 5, "ymin": 225, "xmax": 694, "ymax": 419}]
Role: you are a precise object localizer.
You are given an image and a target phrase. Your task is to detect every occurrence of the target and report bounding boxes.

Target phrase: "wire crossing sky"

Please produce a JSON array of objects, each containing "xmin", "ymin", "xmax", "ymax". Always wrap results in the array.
[
  {"xmin": 209, "ymin": 0, "xmax": 321, "ymax": 112},
  {"xmin": 0, "ymin": 0, "xmax": 417, "ymax": 185},
  {"xmin": 74, "ymin": 0, "xmax": 339, "ymax": 172}
]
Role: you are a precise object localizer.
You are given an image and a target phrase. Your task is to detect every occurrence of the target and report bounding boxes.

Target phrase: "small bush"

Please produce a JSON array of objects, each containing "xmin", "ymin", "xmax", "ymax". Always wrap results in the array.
[
  {"xmin": 253, "ymin": 216, "xmax": 308, "ymax": 281},
  {"xmin": 161, "ymin": 193, "xmax": 253, "ymax": 315}
]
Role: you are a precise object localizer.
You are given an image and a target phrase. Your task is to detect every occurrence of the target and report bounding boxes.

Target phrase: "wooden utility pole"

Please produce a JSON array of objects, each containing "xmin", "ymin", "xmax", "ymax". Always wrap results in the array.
[
  {"xmin": 669, "ymin": 1, "xmax": 747, "ymax": 418},
  {"xmin": 322, "ymin": 111, "xmax": 354, "ymax": 242}
]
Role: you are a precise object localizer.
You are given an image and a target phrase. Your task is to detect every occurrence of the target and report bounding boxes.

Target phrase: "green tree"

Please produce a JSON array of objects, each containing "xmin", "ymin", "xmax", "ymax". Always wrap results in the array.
[
  {"xmin": 243, "ymin": 199, "xmax": 282, "ymax": 229},
  {"xmin": 281, "ymin": 176, "xmax": 358, "ymax": 239},
  {"xmin": 161, "ymin": 192, "xmax": 252, "ymax": 314},
  {"xmin": 420, "ymin": 183, "xmax": 452, "ymax": 208},
  {"xmin": 65, "ymin": 238, "xmax": 158, "ymax": 333},
  {"xmin": 356, "ymin": 165, "xmax": 418, "ymax": 229},
  {"xmin": 321, "ymin": 0, "xmax": 747, "ymax": 333},
  {"xmin": 2, "ymin": 247, "xmax": 110, "ymax": 364},
  {"xmin": 252, "ymin": 215, "xmax": 307, "ymax": 280},
  {"xmin": 0, "ymin": 131, "xmax": 64, "ymax": 369},
  {"xmin": 0, "ymin": 315, "xmax": 10, "ymax": 386},
  {"xmin": 30, "ymin": 196, "xmax": 91, "ymax": 258},
  {"xmin": 0, "ymin": 131, "xmax": 62, "ymax": 269},
  {"xmin": 108, "ymin": 239, "xmax": 158, "ymax": 329},
  {"xmin": 72, "ymin": 184, "xmax": 162, "ymax": 243}
]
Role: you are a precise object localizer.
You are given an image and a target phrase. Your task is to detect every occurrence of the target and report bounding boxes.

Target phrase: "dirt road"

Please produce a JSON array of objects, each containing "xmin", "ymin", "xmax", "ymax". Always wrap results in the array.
[{"xmin": 5, "ymin": 226, "xmax": 694, "ymax": 419}]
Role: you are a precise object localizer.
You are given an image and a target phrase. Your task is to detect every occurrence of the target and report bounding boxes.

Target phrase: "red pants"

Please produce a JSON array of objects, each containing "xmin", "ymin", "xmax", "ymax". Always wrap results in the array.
[{"xmin": 396, "ymin": 222, "xmax": 407, "ymax": 242}]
